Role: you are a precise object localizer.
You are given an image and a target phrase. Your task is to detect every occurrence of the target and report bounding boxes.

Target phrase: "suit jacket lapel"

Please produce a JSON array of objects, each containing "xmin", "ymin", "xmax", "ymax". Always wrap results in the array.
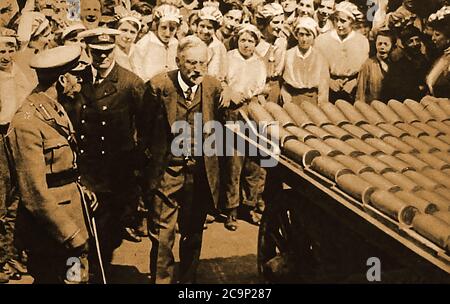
[{"xmin": 164, "ymin": 70, "xmax": 182, "ymax": 127}]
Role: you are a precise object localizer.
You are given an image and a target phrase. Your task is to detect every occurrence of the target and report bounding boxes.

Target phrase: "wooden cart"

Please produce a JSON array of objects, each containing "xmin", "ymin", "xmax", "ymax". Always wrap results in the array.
[{"xmin": 226, "ymin": 122, "xmax": 450, "ymax": 283}]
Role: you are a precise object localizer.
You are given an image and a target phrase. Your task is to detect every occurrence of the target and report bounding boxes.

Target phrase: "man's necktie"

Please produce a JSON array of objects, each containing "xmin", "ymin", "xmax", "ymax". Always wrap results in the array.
[
  {"xmin": 185, "ymin": 87, "xmax": 195, "ymax": 105},
  {"xmin": 94, "ymin": 73, "xmax": 103, "ymax": 85}
]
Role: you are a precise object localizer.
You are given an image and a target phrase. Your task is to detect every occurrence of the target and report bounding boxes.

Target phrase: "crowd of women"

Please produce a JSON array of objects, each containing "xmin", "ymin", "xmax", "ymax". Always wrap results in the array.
[{"xmin": 0, "ymin": 0, "xmax": 449, "ymax": 283}]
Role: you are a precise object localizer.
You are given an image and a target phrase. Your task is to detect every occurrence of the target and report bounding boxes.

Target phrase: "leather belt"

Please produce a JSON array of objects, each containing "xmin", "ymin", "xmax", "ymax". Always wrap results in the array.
[
  {"xmin": 330, "ymin": 73, "xmax": 358, "ymax": 81},
  {"xmin": 46, "ymin": 169, "xmax": 80, "ymax": 188},
  {"xmin": 282, "ymin": 83, "xmax": 318, "ymax": 96}
]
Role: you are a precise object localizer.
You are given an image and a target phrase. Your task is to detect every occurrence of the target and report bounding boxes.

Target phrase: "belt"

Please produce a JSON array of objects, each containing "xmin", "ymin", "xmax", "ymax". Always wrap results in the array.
[
  {"xmin": 282, "ymin": 83, "xmax": 318, "ymax": 96},
  {"xmin": 46, "ymin": 169, "xmax": 80, "ymax": 188},
  {"xmin": 330, "ymin": 73, "xmax": 358, "ymax": 81}
]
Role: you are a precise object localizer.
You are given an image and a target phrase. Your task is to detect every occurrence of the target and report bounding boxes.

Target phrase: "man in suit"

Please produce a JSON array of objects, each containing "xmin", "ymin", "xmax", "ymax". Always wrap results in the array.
[
  {"xmin": 141, "ymin": 35, "xmax": 225, "ymax": 284},
  {"xmin": 62, "ymin": 28, "xmax": 146, "ymax": 275},
  {"xmin": 7, "ymin": 46, "xmax": 90, "ymax": 284}
]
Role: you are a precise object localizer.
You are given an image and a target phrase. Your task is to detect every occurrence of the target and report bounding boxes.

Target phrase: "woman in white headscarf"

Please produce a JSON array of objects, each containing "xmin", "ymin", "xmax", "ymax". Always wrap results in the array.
[
  {"xmin": 114, "ymin": 10, "xmax": 143, "ymax": 77},
  {"xmin": 134, "ymin": 4, "xmax": 181, "ymax": 82},
  {"xmin": 226, "ymin": 24, "xmax": 267, "ymax": 104},
  {"xmin": 255, "ymin": 2, "xmax": 288, "ymax": 103},
  {"xmin": 281, "ymin": 16, "xmax": 330, "ymax": 106},
  {"xmin": 314, "ymin": 1, "xmax": 369, "ymax": 103},
  {"xmin": 195, "ymin": 6, "xmax": 228, "ymax": 82},
  {"xmin": 222, "ymin": 24, "xmax": 267, "ymax": 231}
]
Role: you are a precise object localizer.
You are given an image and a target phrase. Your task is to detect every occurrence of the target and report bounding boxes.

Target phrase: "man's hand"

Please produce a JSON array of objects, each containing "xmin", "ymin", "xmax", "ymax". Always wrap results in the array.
[{"xmin": 220, "ymin": 86, "xmax": 247, "ymax": 108}]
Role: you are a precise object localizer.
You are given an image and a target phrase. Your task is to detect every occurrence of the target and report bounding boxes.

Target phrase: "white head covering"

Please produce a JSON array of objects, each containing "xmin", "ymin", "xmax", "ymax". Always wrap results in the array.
[
  {"xmin": 294, "ymin": 16, "xmax": 319, "ymax": 37},
  {"xmin": 237, "ymin": 24, "xmax": 262, "ymax": 44},
  {"xmin": 198, "ymin": 6, "xmax": 223, "ymax": 26},
  {"xmin": 256, "ymin": 2, "xmax": 284, "ymax": 19},
  {"xmin": 153, "ymin": 4, "xmax": 182, "ymax": 24},
  {"xmin": 334, "ymin": 1, "xmax": 361, "ymax": 21}
]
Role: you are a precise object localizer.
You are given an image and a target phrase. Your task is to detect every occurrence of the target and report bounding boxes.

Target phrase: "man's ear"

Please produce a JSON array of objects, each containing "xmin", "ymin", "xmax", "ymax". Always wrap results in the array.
[{"xmin": 58, "ymin": 74, "xmax": 67, "ymax": 87}]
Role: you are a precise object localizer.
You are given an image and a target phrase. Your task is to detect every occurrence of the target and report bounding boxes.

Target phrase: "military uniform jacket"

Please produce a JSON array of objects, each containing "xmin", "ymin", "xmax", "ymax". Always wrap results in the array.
[
  {"xmin": 8, "ymin": 91, "xmax": 88, "ymax": 253},
  {"xmin": 67, "ymin": 63, "xmax": 146, "ymax": 193},
  {"xmin": 141, "ymin": 70, "xmax": 224, "ymax": 207}
]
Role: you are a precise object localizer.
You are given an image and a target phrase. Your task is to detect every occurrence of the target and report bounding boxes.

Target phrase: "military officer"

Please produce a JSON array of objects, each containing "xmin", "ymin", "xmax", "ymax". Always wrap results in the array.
[
  {"xmin": 7, "ymin": 45, "xmax": 90, "ymax": 284},
  {"xmin": 141, "ymin": 35, "xmax": 226, "ymax": 284},
  {"xmin": 64, "ymin": 28, "xmax": 146, "ymax": 273}
]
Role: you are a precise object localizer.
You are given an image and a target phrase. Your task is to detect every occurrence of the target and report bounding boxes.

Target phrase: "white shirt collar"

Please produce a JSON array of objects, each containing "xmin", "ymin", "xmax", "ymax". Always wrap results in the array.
[
  {"xmin": 177, "ymin": 71, "xmax": 198, "ymax": 97},
  {"xmin": 295, "ymin": 46, "xmax": 313, "ymax": 59},
  {"xmin": 330, "ymin": 29, "xmax": 355, "ymax": 43},
  {"xmin": 92, "ymin": 60, "xmax": 116, "ymax": 84}
]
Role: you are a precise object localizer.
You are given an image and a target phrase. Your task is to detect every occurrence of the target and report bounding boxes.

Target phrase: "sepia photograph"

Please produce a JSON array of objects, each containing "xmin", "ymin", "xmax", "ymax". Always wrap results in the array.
[{"xmin": 0, "ymin": 0, "xmax": 449, "ymax": 289}]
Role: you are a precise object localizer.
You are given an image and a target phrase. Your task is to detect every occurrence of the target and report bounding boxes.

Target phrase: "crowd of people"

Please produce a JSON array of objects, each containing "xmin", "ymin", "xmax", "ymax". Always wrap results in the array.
[{"xmin": 0, "ymin": 0, "xmax": 449, "ymax": 284}]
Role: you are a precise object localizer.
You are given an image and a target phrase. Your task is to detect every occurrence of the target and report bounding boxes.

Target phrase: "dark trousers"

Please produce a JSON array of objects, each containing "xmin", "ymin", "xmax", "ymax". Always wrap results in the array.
[
  {"xmin": 93, "ymin": 189, "xmax": 139, "ymax": 274},
  {"xmin": 148, "ymin": 159, "xmax": 211, "ymax": 284}
]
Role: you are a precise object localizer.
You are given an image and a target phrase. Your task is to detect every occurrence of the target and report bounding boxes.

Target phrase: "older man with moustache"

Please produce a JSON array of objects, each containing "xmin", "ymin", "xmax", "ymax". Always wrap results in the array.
[{"xmin": 141, "ymin": 35, "xmax": 226, "ymax": 284}]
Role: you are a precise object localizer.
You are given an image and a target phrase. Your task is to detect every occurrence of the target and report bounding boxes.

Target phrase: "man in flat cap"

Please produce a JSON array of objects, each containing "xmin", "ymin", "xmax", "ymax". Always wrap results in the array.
[
  {"xmin": 64, "ymin": 27, "xmax": 146, "ymax": 276},
  {"xmin": 7, "ymin": 45, "xmax": 91, "ymax": 284}
]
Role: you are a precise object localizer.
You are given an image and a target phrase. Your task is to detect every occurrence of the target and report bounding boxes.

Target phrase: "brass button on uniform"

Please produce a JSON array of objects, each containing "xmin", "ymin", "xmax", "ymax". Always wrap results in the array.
[
  {"xmin": 102, "ymin": 106, "xmax": 108, "ymax": 111},
  {"xmin": 101, "ymin": 121, "xmax": 106, "ymax": 126}
]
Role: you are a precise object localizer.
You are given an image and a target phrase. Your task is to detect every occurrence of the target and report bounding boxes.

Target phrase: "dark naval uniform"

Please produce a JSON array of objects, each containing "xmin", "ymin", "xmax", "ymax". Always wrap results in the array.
[
  {"xmin": 60, "ymin": 28, "xmax": 147, "ymax": 269},
  {"xmin": 8, "ymin": 92, "xmax": 89, "ymax": 283},
  {"xmin": 67, "ymin": 63, "xmax": 146, "ymax": 265}
]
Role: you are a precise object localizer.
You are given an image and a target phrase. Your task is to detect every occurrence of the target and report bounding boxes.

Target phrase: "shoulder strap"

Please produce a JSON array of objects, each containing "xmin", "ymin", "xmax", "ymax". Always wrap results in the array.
[{"xmin": 27, "ymin": 94, "xmax": 79, "ymax": 153}]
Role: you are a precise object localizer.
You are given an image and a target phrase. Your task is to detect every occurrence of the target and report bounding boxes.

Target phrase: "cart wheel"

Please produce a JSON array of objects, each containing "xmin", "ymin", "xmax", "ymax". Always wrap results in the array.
[{"xmin": 257, "ymin": 193, "xmax": 315, "ymax": 283}]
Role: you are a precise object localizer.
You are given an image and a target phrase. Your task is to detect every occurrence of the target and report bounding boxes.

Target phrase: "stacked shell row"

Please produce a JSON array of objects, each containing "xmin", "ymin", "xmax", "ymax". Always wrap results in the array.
[{"xmin": 248, "ymin": 97, "xmax": 450, "ymax": 252}]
